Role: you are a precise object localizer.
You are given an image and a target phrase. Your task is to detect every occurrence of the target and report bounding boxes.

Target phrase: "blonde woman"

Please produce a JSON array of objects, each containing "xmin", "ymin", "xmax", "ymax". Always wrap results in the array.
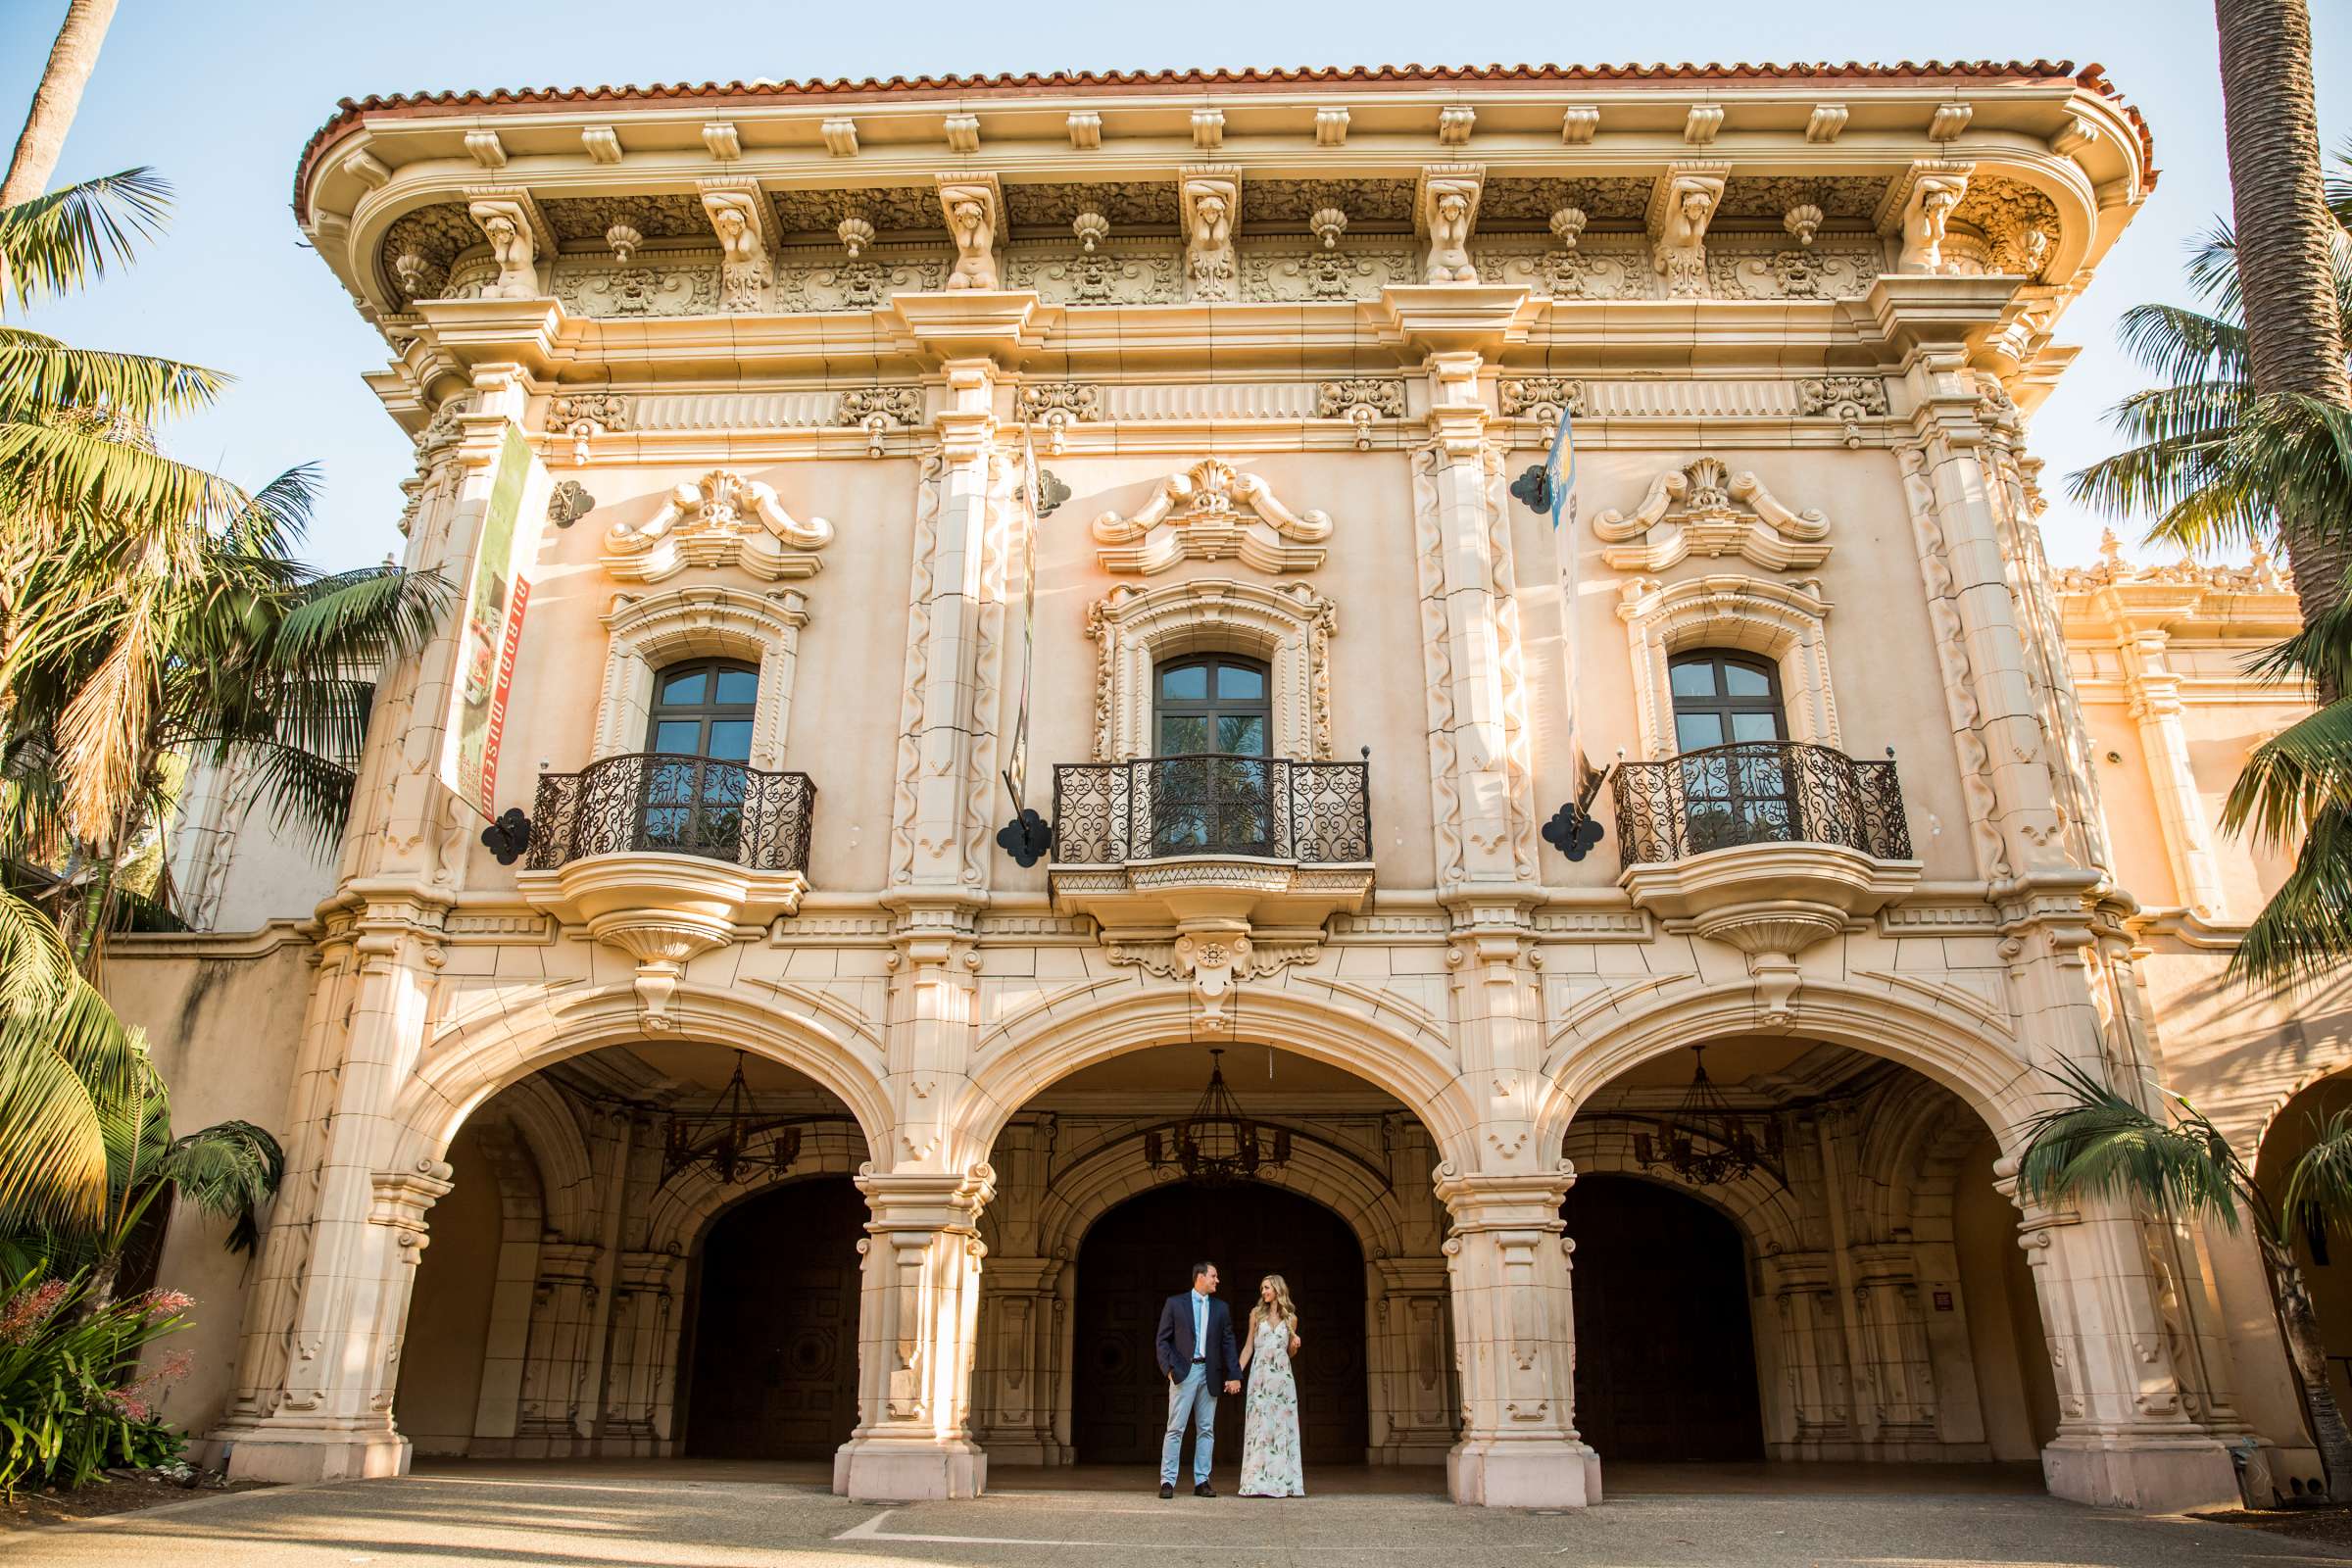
[{"xmin": 1236, "ymin": 1274, "xmax": 1305, "ymax": 1496}]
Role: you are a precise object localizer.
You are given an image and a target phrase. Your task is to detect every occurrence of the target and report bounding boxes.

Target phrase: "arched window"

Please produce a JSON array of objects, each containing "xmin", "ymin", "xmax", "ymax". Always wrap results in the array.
[
  {"xmin": 1151, "ymin": 655, "xmax": 1272, "ymax": 853},
  {"xmin": 642, "ymin": 659, "xmax": 760, "ymax": 854},
  {"xmin": 1669, "ymin": 651, "xmax": 1791, "ymax": 851},
  {"xmin": 646, "ymin": 660, "xmax": 760, "ymax": 761},
  {"xmin": 1153, "ymin": 656, "xmax": 1270, "ymax": 758}
]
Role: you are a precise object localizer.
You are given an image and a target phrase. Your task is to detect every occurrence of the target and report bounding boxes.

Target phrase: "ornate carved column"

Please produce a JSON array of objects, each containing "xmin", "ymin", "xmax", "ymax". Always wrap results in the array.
[
  {"xmin": 1438, "ymin": 1162, "xmax": 1599, "ymax": 1507},
  {"xmin": 2115, "ymin": 623, "xmax": 2230, "ymax": 919},
  {"xmin": 2008, "ymin": 1176, "xmax": 2241, "ymax": 1511},
  {"xmin": 836, "ymin": 1164, "xmax": 995, "ymax": 1500},
  {"xmin": 1767, "ymin": 1253, "xmax": 1856, "ymax": 1456}
]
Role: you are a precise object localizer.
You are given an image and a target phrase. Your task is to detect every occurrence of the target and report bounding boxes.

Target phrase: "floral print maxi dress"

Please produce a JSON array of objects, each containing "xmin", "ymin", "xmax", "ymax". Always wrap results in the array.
[{"xmin": 1238, "ymin": 1315, "xmax": 1305, "ymax": 1496}]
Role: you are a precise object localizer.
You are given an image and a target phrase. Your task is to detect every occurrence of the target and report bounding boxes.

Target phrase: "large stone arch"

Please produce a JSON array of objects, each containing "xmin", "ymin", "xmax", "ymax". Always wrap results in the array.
[
  {"xmin": 642, "ymin": 1123, "xmax": 874, "ymax": 1259},
  {"xmin": 1559, "ymin": 1119, "xmax": 1803, "ymax": 1256},
  {"xmin": 953, "ymin": 981, "xmax": 1478, "ymax": 1172},
  {"xmin": 486, "ymin": 1075, "xmax": 597, "ymax": 1243},
  {"xmin": 388, "ymin": 979, "xmax": 894, "ymax": 1176},
  {"xmin": 1538, "ymin": 974, "xmax": 2033, "ymax": 1153}
]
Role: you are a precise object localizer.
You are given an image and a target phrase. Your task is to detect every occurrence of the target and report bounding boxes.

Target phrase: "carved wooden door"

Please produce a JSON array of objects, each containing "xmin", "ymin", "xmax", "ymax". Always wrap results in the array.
[
  {"xmin": 1560, "ymin": 1173, "xmax": 1765, "ymax": 1462},
  {"xmin": 1071, "ymin": 1181, "xmax": 1367, "ymax": 1467},
  {"xmin": 683, "ymin": 1175, "xmax": 865, "ymax": 1460}
]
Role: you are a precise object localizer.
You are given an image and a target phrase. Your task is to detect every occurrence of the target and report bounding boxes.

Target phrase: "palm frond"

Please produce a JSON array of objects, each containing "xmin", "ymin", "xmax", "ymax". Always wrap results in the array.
[
  {"xmin": 2015, "ymin": 1056, "xmax": 2246, "ymax": 1229},
  {"xmin": 2112, "ymin": 300, "xmax": 2249, "ymax": 389},
  {"xmin": 2230, "ymin": 804, "xmax": 2352, "ymax": 987},
  {"xmin": 2222, "ymin": 702, "xmax": 2352, "ymax": 852},
  {"xmin": 267, "ymin": 564, "xmax": 448, "ymax": 673},
  {"xmin": 0, "ymin": 419, "xmax": 251, "ymax": 540},
  {"xmin": 220, "ymin": 739, "xmax": 363, "ymax": 860},
  {"xmin": 0, "ymin": 328, "xmax": 225, "ymax": 426},
  {"xmin": 2282, "ymin": 1107, "xmax": 2352, "ymax": 1243},
  {"xmin": 0, "ymin": 171, "xmax": 171, "ymax": 311},
  {"xmin": 158, "ymin": 1120, "xmax": 283, "ymax": 1254}
]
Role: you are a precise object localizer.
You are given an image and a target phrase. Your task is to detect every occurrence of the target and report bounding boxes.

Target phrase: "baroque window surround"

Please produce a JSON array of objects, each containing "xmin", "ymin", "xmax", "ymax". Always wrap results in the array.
[
  {"xmin": 1617, "ymin": 574, "xmax": 1838, "ymax": 761},
  {"xmin": 1085, "ymin": 577, "xmax": 1336, "ymax": 763},
  {"xmin": 592, "ymin": 584, "xmax": 811, "ymax": 771}
]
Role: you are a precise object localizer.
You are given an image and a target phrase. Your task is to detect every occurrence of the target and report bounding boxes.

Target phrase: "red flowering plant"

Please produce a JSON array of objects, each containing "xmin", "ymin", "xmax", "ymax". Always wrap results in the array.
[{"xmin": 0, "ymin": 1270, "xmax": 194, "ymax": 1494}]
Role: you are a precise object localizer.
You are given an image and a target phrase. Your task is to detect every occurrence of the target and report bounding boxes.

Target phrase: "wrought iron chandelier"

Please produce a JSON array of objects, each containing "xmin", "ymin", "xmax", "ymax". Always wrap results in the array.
[
  {"xmin": 1147, "ymin": 1049, "xmax": 1291, "ymax": 1187},
  {"xmin": 661, "ymin": 1052, "xmax": 803, "ymax": 1185},
  {"xmin": 1633, "ymin": 1045, "xmax": 1782, "ymax": 1187}
]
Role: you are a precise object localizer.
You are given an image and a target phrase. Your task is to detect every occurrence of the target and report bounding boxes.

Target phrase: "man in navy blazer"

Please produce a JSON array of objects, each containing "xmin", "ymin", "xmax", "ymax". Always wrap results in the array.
[{"xmin": 1153, "ymin": 1260, "xmax": 1242, "ymax": 1497}]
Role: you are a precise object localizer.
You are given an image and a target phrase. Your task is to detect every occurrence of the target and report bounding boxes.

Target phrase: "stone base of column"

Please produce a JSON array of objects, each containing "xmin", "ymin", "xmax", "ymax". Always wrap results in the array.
[
  {"xmin": 1447, "ymin": 1437, "xmax": 1602, "ymax": 1507},
  {"xmin": 216, "ymin": 1421, "xmax": 411, "ymax": 1483},
  {"xmin": 2042, "ymin": 1435, "xmax": 2241, "ymax": 1513},
  {"xmin": 833, "ymin": 1435, "xmax": 988, "ymax": 1500}
]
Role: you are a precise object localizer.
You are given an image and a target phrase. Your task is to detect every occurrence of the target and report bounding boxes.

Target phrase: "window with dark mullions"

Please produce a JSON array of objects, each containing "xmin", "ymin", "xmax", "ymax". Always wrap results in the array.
[
  {"xmin": 1669, "ymin": 651, "xmax": 1792, "ymax": 852},
  {"xmin": 642, "ymin": 660, "xmax": 760, "ymax": 855},
  {"xmin": 1152, "ymin": 656, "xmax": 1272, "ymax": 855}
]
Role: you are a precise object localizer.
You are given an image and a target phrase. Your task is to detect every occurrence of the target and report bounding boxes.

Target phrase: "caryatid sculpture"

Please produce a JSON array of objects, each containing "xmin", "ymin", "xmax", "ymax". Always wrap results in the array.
[
  {"xmin": 939, "ymin": 183, "xmax": 1000, "ymax": 290},
  {"xmin": 1181, "ymin": 172, "xmax": 1239, "ymax": 301},
  {"xmin": 466, "ymin": 197, "xmax": 539, "ymax": 300},
  {"xmin": 701, "ymin": 188, "xmax": 773, "ymax": 312},
  {"xmin": 1897, "ymin": 173, "xmax": 1970, "ymax": 273},
  {"xmin": 1422, "ymin": 179, "xmax": 1480, "ymax": 283},
  {"xmin": 1649, "ymin": 172, "xmax": 1723, "ymax": 299}
]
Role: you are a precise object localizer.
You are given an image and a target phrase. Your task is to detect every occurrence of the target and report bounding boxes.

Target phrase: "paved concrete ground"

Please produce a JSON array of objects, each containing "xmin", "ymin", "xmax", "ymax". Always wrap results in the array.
[{"xmin": 7, "ymin": 1460, "xmax": 2342, "ymax": 1566}]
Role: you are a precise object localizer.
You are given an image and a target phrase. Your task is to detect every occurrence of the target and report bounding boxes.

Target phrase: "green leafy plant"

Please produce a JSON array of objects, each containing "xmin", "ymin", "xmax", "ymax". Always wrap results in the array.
[
  {"xmin": 2020, "ymin": 1056, "xmax": 2352, "ymax": 1500},
  {"xmin": 0, "ymin": 1268, "xmax": 191, "ymax": 1495}
]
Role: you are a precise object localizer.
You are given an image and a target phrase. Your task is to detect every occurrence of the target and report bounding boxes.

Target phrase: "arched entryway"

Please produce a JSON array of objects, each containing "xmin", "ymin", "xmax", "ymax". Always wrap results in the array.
[
  {"xmin": 1071, "ymin": 1183, "xmax": 1370, "ymax": 1467},
  {"xmin": 1562, "ymin": 1174, "xmax": 1763, "ymax": 1462},
  {"xmin": 682, "ymin": 1176, "xmax": 865, "ymax": 1459}
]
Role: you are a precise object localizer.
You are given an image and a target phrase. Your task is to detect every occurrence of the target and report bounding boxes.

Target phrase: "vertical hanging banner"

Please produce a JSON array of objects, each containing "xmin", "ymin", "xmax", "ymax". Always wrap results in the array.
[
  {"xmin": 1544, "ymin": 398, "xmax": 1583, "ymax": 769},
  {"xmin": 1004, "ymin": 427, "xmax": 1043, "ymax": 811},
  {"xmin": 445, "ymin": 422, "xmax": 550, "ymax": 817}
]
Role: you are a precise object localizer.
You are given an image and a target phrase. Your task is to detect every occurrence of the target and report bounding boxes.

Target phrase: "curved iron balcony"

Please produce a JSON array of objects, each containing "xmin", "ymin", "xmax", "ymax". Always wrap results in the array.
[
  {"xmin": 1051, "ymin": 756, "xmax": 1371, "ymax": 864},
  {"xmin": 525, "ymin": 752, "xmax": 815, "ymax": 873},
  {"xmin": 1613, "ymin": 742, "xmax": 1911, "ymax": 865}
]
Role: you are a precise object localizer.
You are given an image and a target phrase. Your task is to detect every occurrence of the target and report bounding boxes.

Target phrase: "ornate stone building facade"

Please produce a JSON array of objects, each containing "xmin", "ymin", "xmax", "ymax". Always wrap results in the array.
[{"xmin": 102, "ymin": 62, "xmax": 2348, "ymax": 1515}]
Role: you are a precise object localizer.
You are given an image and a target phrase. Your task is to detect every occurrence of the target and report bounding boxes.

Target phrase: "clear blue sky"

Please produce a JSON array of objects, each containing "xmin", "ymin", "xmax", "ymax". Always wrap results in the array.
[{"xmin": 8, "ymin": 0, "xmax": 2346, "ymax": 572}]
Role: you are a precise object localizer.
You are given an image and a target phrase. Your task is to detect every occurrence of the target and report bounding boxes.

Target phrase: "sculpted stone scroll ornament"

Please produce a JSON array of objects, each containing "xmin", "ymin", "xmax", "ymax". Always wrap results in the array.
[
  {"xmin": 466, "ymin": 197, "xmax": 540, "ymax": 299},
  {"xmin": 1647, "ymin": 169, "xmax": 1724, "ymax": 299},
  {"xmin": 550, "ymin": 392, "xmax": 627, "ymax": 466},
  {"xmin": 604, "ymin": 468, "xmax": 833, "ymax": 583},
  {"xmin": 701, "ymin": 186, "xmax": 773, "ymax": 312},
  {"xmin": 937, "ymin": 177, "xmax": 1002, "ymax": 291},
  {"xmin": 1592, "ymin": 456, "xmax": 1831, "ymax": 572},
  {"xmin": 1180, "ymin": 168, "xmax": 1240, "ymax": 302},
  {"xmin": 1016, "ymin": 382, "xmax": 1102, "ymax": 454},
  {"xmin": 1418, "ymin": 169, "xmax": 1483, "ymax": 284},
  {"xmin": 1497, "ymin": 376, "xmax": 1585, "ymax": 422},
  {"xmin": 1093, "ymin": 458, "xmax": 1330, "ymax": 575}
]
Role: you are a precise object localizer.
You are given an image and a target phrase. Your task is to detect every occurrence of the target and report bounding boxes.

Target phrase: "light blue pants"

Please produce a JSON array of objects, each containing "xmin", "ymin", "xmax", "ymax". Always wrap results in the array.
[{"xmin": 1160, "ymin": 1362, "xmax": 1217, "ymax": 1485}]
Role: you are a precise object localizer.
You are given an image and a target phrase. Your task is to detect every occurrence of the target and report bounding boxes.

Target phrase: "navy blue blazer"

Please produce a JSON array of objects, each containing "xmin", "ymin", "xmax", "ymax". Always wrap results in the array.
[{"xmin": 1155, "ymin": 1290, "xmax": 1242, "ymax": 1386}]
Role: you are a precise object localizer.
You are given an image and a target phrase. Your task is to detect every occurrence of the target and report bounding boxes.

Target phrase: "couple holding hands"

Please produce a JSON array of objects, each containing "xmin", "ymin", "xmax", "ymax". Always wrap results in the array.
[{"xmin": 1152, "ymin": 1260, "xmax": 1304, "ymax": 1499}]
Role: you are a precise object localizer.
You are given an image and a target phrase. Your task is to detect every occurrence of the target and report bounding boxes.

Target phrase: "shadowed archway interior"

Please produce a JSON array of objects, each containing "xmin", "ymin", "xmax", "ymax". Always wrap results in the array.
[
  {"xmin": 683, "ymin": 1176, "xmax": 865, "ymax": 1460},
  {"xmin": 1072, "ymin": 1182, "xmax": 1368, "ymax": 1467},
  {"xmin": 1562, "ymin": 1174, "xmax": 1765, "ymax": 1463}
]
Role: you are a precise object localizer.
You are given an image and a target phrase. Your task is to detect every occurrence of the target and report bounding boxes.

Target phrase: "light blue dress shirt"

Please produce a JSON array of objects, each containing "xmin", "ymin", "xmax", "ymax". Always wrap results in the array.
[{"xmin": 1191, "ymin": 1289, "xmax": 1208, "ymax": 1359}]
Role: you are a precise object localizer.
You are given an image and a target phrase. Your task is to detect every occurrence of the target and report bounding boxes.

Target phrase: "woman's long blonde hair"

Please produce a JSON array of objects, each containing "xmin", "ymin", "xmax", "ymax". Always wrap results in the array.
[{"xmin": 1248, "ymin": 1274, "xmax": 1299, "ymax": 1342}]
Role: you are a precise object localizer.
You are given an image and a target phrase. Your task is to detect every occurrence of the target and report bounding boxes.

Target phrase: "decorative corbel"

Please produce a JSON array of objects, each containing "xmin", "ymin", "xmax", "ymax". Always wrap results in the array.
[
  {"xmin": 1414, "ymin": 163, "xmax": 1485, "ymax": 284},
  {"xmin": 936, "ymin": 172, "xmax": 1004, "ymax": 291},
  {"xmin": 1178, "ymin": 165, "xmax": 1240, "ymax": 302},
  {"xmin": 1645, "ymin": 163, "xmax": 1726, "ymax": 300},
  {"xmin": 1875, "ymin": 161, "xmax": 1974, "ymax": 275},
  {"xmin": 464, "ymin": 187, "xmax": 554, "ymax": 301},
  {"xmin": 699, "ymin": 178, "xmax": 777, "ymax": 312}
]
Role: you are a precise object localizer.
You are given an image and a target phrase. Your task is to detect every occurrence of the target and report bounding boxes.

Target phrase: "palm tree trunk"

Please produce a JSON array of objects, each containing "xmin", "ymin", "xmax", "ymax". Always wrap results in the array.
[
  {"xmin": 0, "ymin": 0, "xmax": 120, "ymax": 209},
  {"xmin": 2214, "ymin": 0, "xmax": 2352, "ymax": 694},
  {"xmin": 2264, "ymin": 1235, "xmax": 2352, "ymax": 1500}
]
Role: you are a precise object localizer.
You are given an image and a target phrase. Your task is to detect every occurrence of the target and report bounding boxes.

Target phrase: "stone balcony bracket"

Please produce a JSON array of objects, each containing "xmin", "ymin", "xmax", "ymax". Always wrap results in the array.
[{"xmin": 516, "ymin": 853, "xmax": 808, "ymax": 1028}]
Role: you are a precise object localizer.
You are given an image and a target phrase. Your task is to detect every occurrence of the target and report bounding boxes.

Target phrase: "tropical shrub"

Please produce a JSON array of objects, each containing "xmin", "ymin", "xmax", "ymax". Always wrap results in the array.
[{"xmin": 0, "ymin": 1268, "xmax": 191, "ymax": 1494}]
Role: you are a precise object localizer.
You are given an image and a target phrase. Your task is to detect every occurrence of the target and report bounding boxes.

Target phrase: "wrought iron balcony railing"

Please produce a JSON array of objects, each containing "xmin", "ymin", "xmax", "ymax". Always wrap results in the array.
[
  {"xmin": 1051, "ymin": 756, "xmax": 1371, "ymax": 864},
  {"xmin": 525, "ymin": 753, "xmax": 815, "ymax": 873},
  {"xmin": 1613, "ymin": 741, "xmax": 1912, "ymax": 866}
]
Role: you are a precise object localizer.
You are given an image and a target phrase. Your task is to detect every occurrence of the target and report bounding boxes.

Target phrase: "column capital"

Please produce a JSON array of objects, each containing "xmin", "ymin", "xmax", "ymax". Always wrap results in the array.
[
  {"xmin": 857, "ymin": 1161, "xmax": 996, "ymax": 1230},
  {"xmin": 1435, "ymin": 1160, "xmax": 1577, "ymax": 1225}
]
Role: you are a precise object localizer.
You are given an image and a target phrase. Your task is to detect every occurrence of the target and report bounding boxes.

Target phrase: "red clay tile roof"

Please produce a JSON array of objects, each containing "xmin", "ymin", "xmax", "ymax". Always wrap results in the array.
[{"xmin": 295, "ymin": 60, "xmax": 2155, "ymax": 221}]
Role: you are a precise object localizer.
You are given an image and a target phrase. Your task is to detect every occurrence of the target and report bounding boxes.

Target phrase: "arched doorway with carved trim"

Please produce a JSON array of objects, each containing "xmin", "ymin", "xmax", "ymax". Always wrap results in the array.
[{"xmin": 1070, "ymin": 1182, "xmax": 1368, "ymax": 1467}]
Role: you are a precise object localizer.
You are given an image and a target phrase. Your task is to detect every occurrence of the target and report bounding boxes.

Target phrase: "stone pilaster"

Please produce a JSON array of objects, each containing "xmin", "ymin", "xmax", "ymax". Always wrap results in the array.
[
  {"xmin": 836, "ymin": 1164, "xmax": 995, "ymax": 1500},
  {"xmin": 1438, "ymin": 1162, "xmax": 1600, "ymax": 1507},
  {"xmin": 1369, "ymin": 1256, "xmax": 1455, "ymax": 1464},
  {"xmin": 973, "ymin": 1257, "xmax": 1067, "ymax": 1464},
  {"xmin": 2117, "ymin": 629, "xmax": 2230, "ymax": 918}
]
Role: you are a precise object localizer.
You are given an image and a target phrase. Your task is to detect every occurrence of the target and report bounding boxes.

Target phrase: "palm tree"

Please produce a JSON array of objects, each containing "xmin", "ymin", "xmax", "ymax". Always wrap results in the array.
[
  {"xmin": 2213, "ymin": 0, "xmax": 2352, "ymax": 682},
  {"xmin": 2071, "ymin": 157, "xmax": 2352, "ymax": 987},
  {"xmin": 2020, "ymin": 1059, "xmax": 2352, "ymax": 1500},
  {"xmin": 0, "ymin": 0, "xmax": 120, "ymax": 209}
]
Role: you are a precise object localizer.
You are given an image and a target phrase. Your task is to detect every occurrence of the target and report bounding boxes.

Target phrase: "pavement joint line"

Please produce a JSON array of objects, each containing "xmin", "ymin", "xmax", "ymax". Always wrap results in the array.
[{"xmin": 834, "ymin": 1505, "xmax": 1560, "ymax": 1550}]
